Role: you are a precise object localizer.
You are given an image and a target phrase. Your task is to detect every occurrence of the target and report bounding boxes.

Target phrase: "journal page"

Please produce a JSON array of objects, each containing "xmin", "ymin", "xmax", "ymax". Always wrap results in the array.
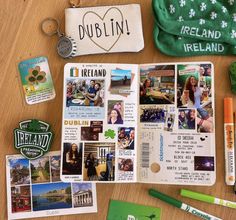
[
  {"xmin": 138, "ymin": 62, "xmax": 216, "ymax": 185},
  {"xmin": 60, "ymin": 63, "xmax": 139, "ymax": 183}
]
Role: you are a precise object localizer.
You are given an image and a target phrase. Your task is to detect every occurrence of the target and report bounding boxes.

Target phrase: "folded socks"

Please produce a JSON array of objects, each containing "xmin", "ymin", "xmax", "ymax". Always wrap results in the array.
[
  {"xmin": 153, "ymin": 0, "xmax": 236, "ymax": 45},
  {"xmin": 153, "ymin": 24, "xmax": 236, "ymax": 56}
]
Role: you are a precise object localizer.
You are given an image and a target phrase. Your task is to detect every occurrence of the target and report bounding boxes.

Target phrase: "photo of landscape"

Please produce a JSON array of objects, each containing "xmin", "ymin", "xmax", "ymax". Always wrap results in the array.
[
  {"xmin": 30, "ymin": 156, "xmax": 50, "ymax": 183},
  {"xmin": 32, "ymin": 182, "xmax": 72, "ymax": 211},
  {"xmin": 9, "ymin": 158, "xmax": 30, "ymax": 186},
  {"xmin": 50, "ymin": 156, "xmax": 60, "ymax": 182}
]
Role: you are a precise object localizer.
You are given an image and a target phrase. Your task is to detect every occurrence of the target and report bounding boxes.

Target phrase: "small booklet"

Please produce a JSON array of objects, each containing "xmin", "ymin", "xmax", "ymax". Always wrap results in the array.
[
  {"xmin": 6, "ymin": 151, "xmax": 97, "ymax": 219},
  {"xmin": 60, "ymin": 62, "xmax": 215, "ymax": 185},
  {"xmin": 107, "ymin": 200, "xmax": 161, "ymax": 220}
]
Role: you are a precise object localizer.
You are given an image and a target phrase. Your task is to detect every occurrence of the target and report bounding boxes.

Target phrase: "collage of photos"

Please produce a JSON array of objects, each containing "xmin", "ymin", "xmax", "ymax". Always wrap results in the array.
[
  {"xmin": 62, "ymin": 143, "xmax": 83, "ymax": 175},
  {"xmin": 7, "ymin": 153, "xmax": 96, "ymax": 218},
  {"xmin": 107, "ymin": 100, "xmax": 124, "ymax": 125},
  {"xmin": 140, "ymin": 65, "xmax": 175, "ymax": 105},
  {"xmin": 177, "ymin": 64, "xmax": 214, "ymax": 133},
  {"xmin": 66, "ymin": 79, "xmax": 105, "ymax": 107},
  {"xmin": 110, "ymin": 69, "xmax": 132, "ymax": 95},
  {"xmin": 83, "ymin": 143, "xmax": 115, "ymax": 181}
]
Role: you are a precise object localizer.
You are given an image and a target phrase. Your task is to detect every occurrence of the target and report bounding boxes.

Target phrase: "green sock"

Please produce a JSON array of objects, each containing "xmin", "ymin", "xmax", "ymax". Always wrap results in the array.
[
  {"xmin": 153, "ymin": 0, "xmax": 236, "ymax": 45},
  {"xmin": 153, "ymin": 24, "xmax": 236, "ymax": 56}
]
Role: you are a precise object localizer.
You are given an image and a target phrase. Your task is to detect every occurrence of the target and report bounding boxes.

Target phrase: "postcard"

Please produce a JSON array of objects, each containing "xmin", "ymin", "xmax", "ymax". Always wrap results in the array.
[{"xmin": 6, "ymin": 151, "xmax": 97, "ymax": 219}]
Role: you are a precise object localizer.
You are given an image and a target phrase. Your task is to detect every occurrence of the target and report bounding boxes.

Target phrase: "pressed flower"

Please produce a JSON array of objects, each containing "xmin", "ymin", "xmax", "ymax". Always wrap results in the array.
[{"xmin": 25, "ymin": 66, "xmax": 46, "ymax": 85}]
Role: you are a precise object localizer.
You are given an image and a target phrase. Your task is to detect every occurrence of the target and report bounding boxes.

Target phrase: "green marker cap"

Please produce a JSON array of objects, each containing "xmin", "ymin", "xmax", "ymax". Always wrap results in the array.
[
  {"xmin": 180, "ymin": 189, "xmax": 215, "ymax": 204},
  {"xmin": 149, "ymin": 189, "xmax": 182, "ymax": 208}
]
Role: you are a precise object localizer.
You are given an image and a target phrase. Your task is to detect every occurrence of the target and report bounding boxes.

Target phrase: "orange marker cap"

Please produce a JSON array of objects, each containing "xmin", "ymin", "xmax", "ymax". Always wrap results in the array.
[{"xmin": 224, "ymin": 97, "xmax": 233, "ymax": 123}]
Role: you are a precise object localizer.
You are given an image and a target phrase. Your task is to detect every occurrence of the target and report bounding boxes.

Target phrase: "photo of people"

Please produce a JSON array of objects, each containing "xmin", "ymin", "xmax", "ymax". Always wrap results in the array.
[
  {"xmin": 164, "ymin": 113, "xmax": 175, "ymax": 132},
  {"xmin": 62, "ymin": 143, "xmax": 83, "ymax": 175},
  {"xmin": 72, "ymin": 183, "xmax": 93, "ymax": 208},
  {"xmin": 194, "ymin": 156, "xmax": 214, "ymax": 171},
  {"xmin": 118, "ymin": 158, "xmax": 134, "ymax": 172},
  {"xmin": 140, "ymin": 65, "xmax": 175, "ymax": 105},
  {"xmin": 9, "ymin": 158, "xmax": 30, "ymax": 186},
  {"xmin": 107, "ymin": 100, "xmax": 124, "ymax": 124},
  {"xmin": 32, "ymin": 182, "xmax": 72, "ymax": 211},
  {"xmin": 178, "ymin": 109, "xmax": 196, "ymax": 130},
  {"xmin": 197, "ymin": 108, "xmax": 214, "ymax": 133},
  {"xmin": 11, "ymin": 186, "xmax": 31, "ymax": 213},
  {"xmin": 66, "ymin": 79, "xmax": 104, "ymax": 107},
  {"xmin": 84, "ymin": 143, "xmax": 115, "ymax": 181},
  {"xmin": 177, "ymin": 64, "xmax": 212, "ymax": 108},
  {"xmin": 81, "ymin": 121, "xmax": 103, "ymax": 141},
  {"xmin": 140, "ymin": 106, "xmax": 167, "ymax": 123},
  {"xmin": 118, "ymin": 127, "xmax": 135, "ymax": 150},
  {"xmin": 110, "ymin": 69, "xmax": 131, "ymax": 95},
  {"xmin": 30, "ymin": 156, "xmax": 50, "ymax": 184},
  {"xmin": 50, "ymin": 156, "xmax": 60, "ymax": 182}
]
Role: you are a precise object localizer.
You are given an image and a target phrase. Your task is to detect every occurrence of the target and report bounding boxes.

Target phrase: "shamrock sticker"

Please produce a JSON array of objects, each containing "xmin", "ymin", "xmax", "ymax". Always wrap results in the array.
[
  {"xmin": 25, "ymin": 66, "xmax": 46, "ymax": 85},
  {"xmin": 104, "ymin": 129, "xmax": 116, "ymax": 139}
]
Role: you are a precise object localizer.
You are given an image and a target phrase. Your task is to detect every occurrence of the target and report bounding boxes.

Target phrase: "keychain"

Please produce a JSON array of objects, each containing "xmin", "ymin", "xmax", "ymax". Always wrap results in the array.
[{"xmin": 41, "ymin": 17, "xmax": 77, "ymax": 58}]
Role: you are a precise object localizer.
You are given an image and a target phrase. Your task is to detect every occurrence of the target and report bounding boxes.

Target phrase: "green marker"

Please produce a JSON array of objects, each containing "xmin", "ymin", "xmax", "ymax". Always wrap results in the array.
[
  {"xmin": 181, "ymin": 189, "xmax": 236, "ymax": 209},
  {"xmin": 149, "ymin": 189, "xmax": 222, "ymax": 220}
]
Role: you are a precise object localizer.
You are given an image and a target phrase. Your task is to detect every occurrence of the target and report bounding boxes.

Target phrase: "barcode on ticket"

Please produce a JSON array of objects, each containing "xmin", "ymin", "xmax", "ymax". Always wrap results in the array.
[{"xmin": 141, "ymin": 142, "xmax": 150, "ymax": 168}]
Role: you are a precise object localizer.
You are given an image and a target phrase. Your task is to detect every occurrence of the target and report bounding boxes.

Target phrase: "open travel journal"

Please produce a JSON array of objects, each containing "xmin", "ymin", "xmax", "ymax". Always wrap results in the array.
[{"xmin": 60, "ymin": 62, "xmax": 215, "ymax": 186}]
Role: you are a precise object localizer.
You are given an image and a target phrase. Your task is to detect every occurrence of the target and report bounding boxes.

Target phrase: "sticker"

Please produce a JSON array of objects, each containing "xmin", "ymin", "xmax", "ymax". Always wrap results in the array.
[
  {"xmin": 14, "ymin": 119, "xmax": 54, "ymax": 159},
  {"xmin": 18, "ymin": 56, "xmax": 56, "ymax": 104}
]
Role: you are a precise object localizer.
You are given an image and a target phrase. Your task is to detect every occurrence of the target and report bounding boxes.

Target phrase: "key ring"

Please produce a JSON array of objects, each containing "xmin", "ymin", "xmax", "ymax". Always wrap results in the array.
[
  {"xmin": 69, "ymin": 0, "xmax": 80, "ymax": 8},
  {"xmin": 41, "ymin": 17, "xmax": 63, "ymax": 37}
]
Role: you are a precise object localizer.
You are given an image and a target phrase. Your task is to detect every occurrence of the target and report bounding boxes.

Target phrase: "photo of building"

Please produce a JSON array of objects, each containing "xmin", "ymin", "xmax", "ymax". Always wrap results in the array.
[{"xmin": 72, "ymin": 183, "xmax": 93, "ymax": 207}]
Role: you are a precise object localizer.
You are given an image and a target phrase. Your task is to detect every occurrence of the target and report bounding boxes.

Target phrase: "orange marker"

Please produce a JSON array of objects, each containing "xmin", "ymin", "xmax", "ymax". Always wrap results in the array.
[{"xmin": 224, "ymin": 98, "xmax": 235, "ymax": 185}]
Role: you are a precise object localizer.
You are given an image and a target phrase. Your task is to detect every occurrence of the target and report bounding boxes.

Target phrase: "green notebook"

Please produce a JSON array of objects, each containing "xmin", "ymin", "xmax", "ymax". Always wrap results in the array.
[{"xmin": 107, "ymin": 200, "xmax": 161, "ymax": 220}]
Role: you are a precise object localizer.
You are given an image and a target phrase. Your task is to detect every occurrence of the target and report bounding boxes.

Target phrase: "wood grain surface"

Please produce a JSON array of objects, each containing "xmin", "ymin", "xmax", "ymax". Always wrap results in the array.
[{"xmin": 0, "ymin": 0, "xmax": 235, "ymax": 219}]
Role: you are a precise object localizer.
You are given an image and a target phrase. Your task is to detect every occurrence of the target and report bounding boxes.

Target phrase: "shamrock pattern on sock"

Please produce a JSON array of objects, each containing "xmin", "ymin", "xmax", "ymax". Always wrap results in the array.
[
  {"xmin": 200, "ymin": 2, "xmax": 207, "ymax": 11},
  {"xmin": 231, "ymin": 30, "xmax": 236, "ymax": 39},
  {"xmin": 189, "ymin": 9, "xmax": 196, "ymax": 18},
  {"xmin": 179, "ymin": 0, "xmax": 186, "ymax": 7},
  {"xmin": 222, "ymin": 6, "xmax": 227, "ymax": 13},
  {"xmin": 228, "ymin": 0, "xmax": 235, "ymax": 5},
  {"xmin": 199, "ymin": 19, "xmax": 206, "ymax": 25},
  {"xmin": 233, "ymin": 13, "xmax": 236, "ymax": 22},
  {"xmin": 210, "ymin": 11, "xmax": 217, "ymax": 20},
  {"xmin": 178, "ymin": 16, "xmax": 184, "ymax": 22},
  {"xmin": 221, "ymin": 21, "xmax": 228, "ymax": 28},
  {"xmin": 210, "ymin": 0, "xmax": 216, "ymax": 4},
  {"xmin": 169, "ymin": 4, "xmax": 175, "ymax": 14}
]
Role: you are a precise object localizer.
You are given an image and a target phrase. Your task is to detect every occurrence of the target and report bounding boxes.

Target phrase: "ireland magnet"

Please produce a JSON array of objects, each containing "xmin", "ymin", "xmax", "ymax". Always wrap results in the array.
[{"xmin": 14, "ymin": 119, "xmax": 53, "ymax": 160}]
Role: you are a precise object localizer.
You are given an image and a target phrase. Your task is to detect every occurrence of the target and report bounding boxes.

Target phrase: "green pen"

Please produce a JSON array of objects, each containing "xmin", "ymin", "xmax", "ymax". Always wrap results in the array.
[
  {"xmin": 181, "ymin": 189, "xmax": 236, "ymax": 209},
  {"xmin": 149, "ymin": 189, "xmax": 222, "ymax": 220}
]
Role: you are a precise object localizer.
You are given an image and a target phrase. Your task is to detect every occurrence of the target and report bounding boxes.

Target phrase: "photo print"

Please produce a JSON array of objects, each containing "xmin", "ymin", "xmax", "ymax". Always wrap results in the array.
[
  {"xmin": 9, "ymin": 158, "xmax": 30, "ymax": 186},
  {"xmin": 197, "ymin": 108, "xmax": 214, "ymax": 133},
  {"xmin": 62, "ymin": 143, "xmax": 83, "ymax": 175},
  {"xmin": 50, "ymin": 156, "xmax": 60, "ymax": 182},
  {"xmin": 118, "ymin": 127, "xmax": 135, "ymax": 150},
  {"xmin": 177, "ymin": 64, "xmax": 212, "ymax": 109},
  {"xmin": 30, "ymin": 156, "xmax": 50, "ymax": 184},
  {"xmin": 32, "ymin": 182, "xmax": 72, "ymax": 211},
  {"xmin": 140, "ymin": 65, "xmax": 175, "ymax": 105},
  {"xmin": 81, "ymin": 121, "xmax": 103, "ymax": 141},
  {"xmin": 118, "ymin": 158, "xmax": 134, "ymax": 172},
  {"xmin": 66, "ymin": 79, "xmax": 105, "ymax": 107},
  {"xmin": 178, "ymin": 109, "xmax": 196, "ymax": 130},
  {"xmin": 140, "ymin": 106, "xmax": 167, "ymax": 123},
  {"xmin": 107, "ymin": 100, "xmax": 124, "ymax": 125},
  {"xmin": 72, "ymin": 183, "xmax": 93, "ymax": 208},
  {"xmin": 194, "ymin": 156, "xmax": 214, "ymax": 171},
  {"xmin": 11, "ymin": 185, "xmax": 31, "ymax": 213},
  {"xmin": 84, "ymin": 142, "xmax": 115, "ymax": 181},
  {"xmin": 110, "ymin": 69, "xmax": 132, "ymax": 95},
  {"xmin": 164, "ymin": 113, "xmax": 175, "ymax": 132}
]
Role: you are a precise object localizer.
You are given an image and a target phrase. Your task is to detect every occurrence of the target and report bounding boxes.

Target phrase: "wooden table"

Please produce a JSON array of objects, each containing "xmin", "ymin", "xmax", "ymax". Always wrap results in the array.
[{"xmin": 0, "ymin": 0, "xmax": 235, "ymax": 219}]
